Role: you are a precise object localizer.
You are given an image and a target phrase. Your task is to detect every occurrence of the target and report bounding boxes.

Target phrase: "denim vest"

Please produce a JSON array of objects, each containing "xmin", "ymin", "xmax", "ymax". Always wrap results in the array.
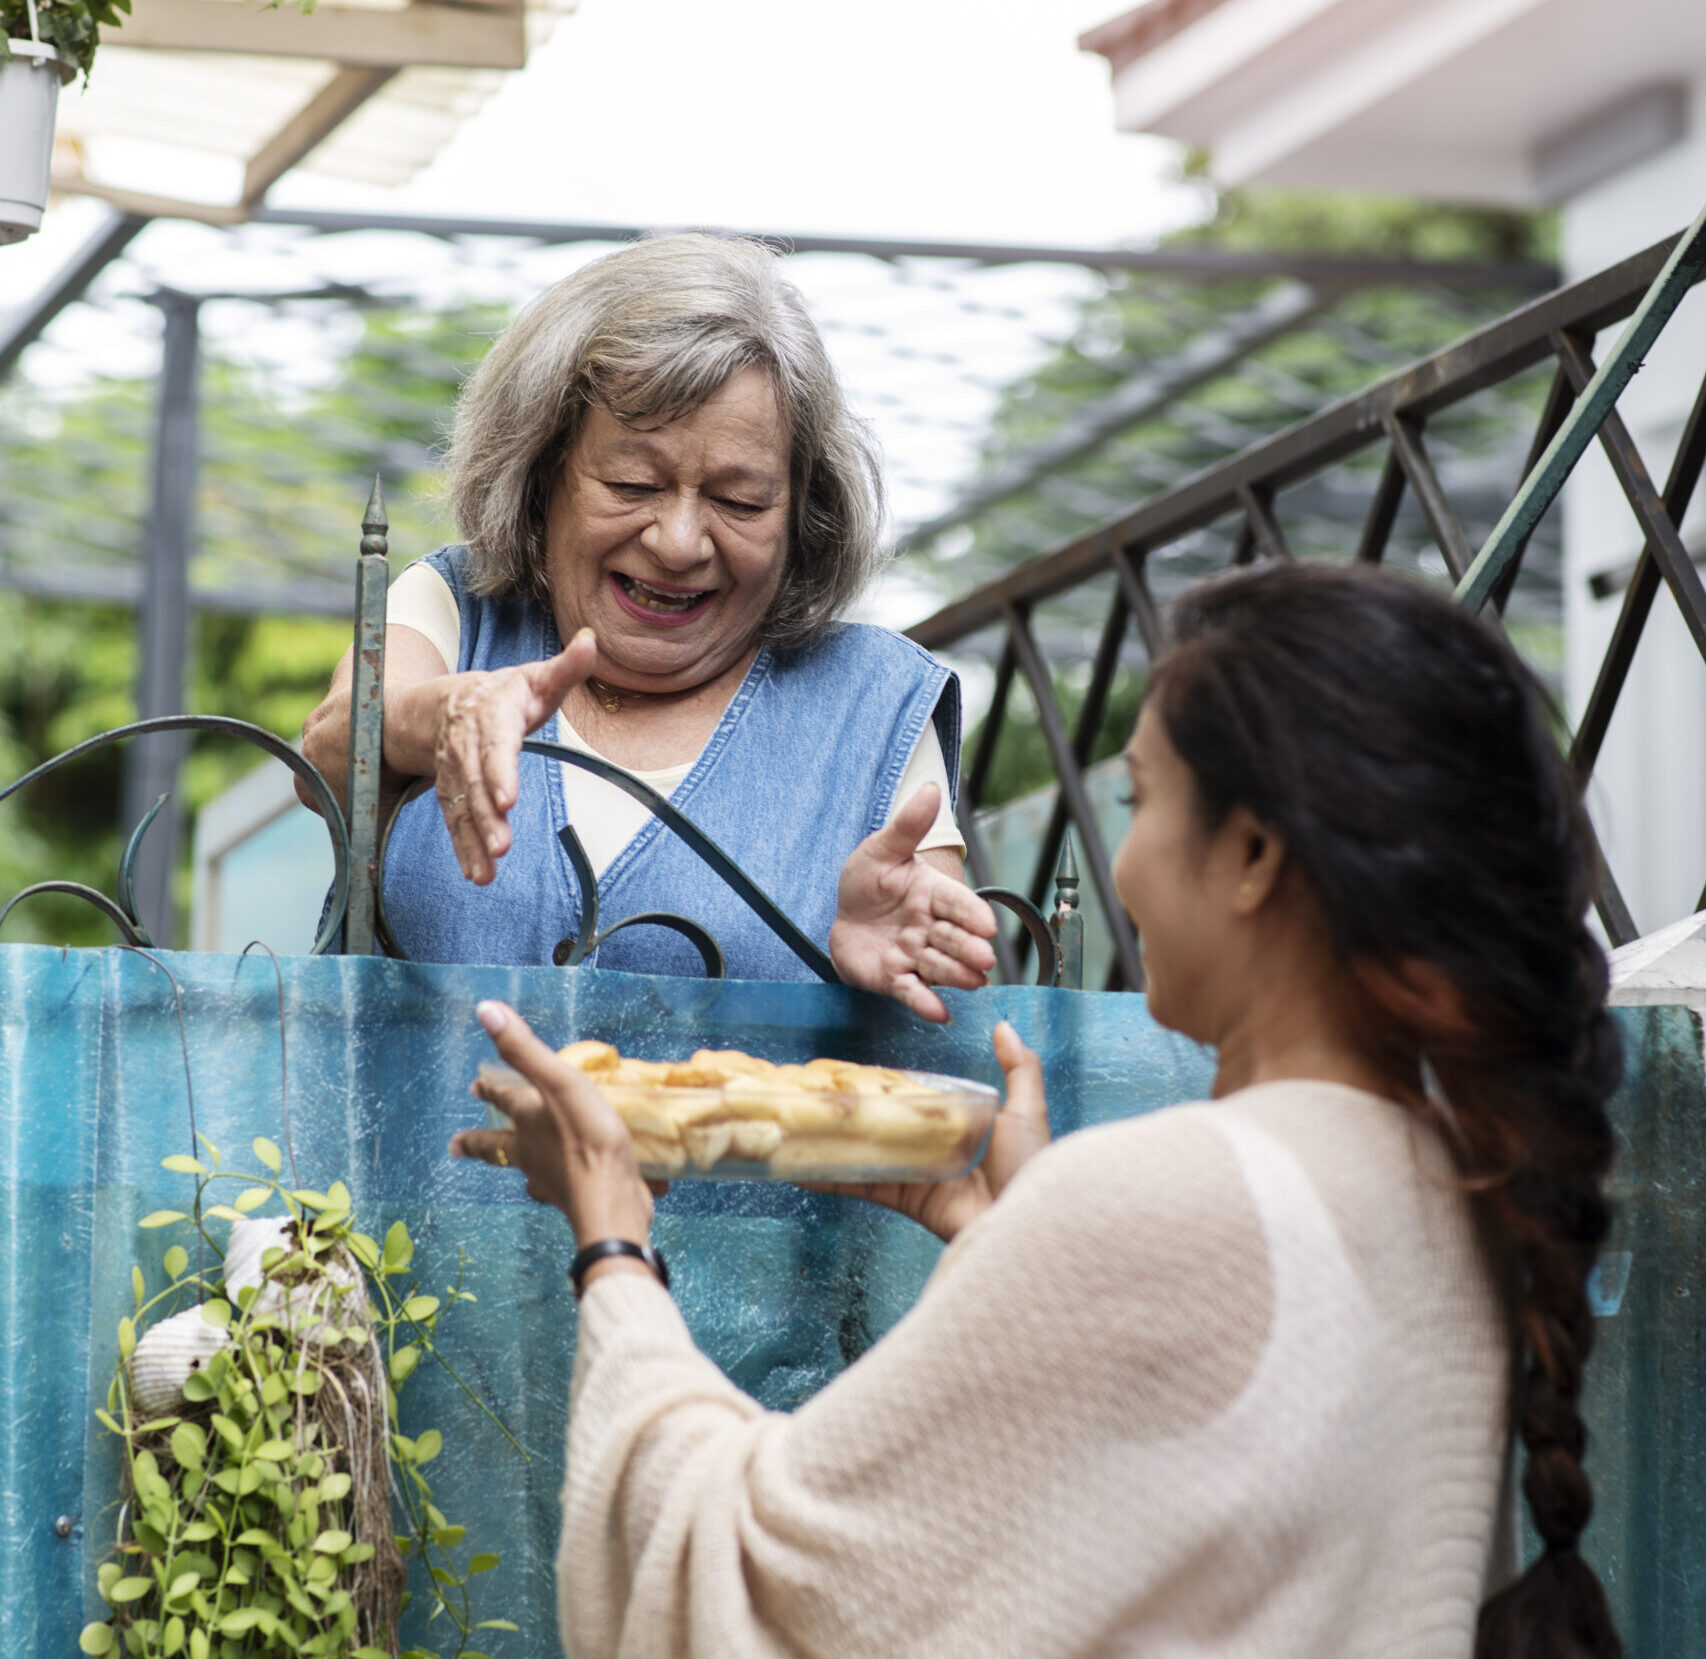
[{"xmin": 381, "ymin": 547, "xmax": 961, "ymax": 978}]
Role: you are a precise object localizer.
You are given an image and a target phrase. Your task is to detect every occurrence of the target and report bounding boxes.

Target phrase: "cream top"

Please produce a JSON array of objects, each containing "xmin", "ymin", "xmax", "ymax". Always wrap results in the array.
[
  {"xmin": 560, "ymin": 1080, "xmax": 1513, "ymax": 1659},
  {"xmin": 387, "ymin": 559, "xmax": 965, "ymax": 876}
]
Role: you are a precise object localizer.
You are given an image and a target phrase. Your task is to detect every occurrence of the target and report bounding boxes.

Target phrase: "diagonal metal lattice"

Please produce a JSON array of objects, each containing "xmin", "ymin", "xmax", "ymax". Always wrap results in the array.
[{"xmin": 909, "ymin": 221, "xmax": 1706, "ymax": 985}]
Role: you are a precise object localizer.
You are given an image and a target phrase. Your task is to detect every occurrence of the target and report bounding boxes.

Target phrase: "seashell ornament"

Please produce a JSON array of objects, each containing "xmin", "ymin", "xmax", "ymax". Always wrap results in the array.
[
  {"xmin": 223, "ymin": 1213, "xmax": 370, "ymax": 1345},
  {"xmin": 221, "ymin": 1214, "xmax": 296, "ymax": 1303},
  {"xmin": 128, "ymin": 1305, "xmax": 233, "ymax": 1418}
]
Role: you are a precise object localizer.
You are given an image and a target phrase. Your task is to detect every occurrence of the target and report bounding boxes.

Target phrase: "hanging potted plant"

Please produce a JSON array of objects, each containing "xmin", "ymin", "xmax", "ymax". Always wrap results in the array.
[{"xmin": 0, "ymin": 0, "xmax": 111, "ymax": 244}]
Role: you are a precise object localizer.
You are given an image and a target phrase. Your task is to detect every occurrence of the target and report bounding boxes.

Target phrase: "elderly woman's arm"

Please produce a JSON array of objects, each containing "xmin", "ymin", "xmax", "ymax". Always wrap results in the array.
[{"xmin": 297, "ymin": 625, "xmax": 596, "ymax": 885}]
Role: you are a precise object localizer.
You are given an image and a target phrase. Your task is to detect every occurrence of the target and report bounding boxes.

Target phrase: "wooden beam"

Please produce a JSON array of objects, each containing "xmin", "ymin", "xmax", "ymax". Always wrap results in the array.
[
  {"xmin": 48, "ymin": 175, "xmax": 247, "ymax": 223},
  {"xmin": 243, "ymin": 65, "xmax": 396, "ymax": 205},
  {"xmin": 108, "ymin": 0, "xmax": 527, "ymax": 69}
]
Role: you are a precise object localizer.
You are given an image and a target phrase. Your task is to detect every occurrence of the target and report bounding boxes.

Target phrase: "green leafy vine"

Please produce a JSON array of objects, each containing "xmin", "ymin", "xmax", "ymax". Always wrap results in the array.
[{"xmin": 80, "ymin": 1133, "xmax": 523, "ymax": 1659}]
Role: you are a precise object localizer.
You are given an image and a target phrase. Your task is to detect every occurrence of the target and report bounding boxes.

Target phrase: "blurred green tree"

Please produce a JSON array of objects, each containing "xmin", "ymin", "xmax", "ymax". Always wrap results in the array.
[
  {"xmin": 934, "ymin": 185, "xmax": 1557, "ymax": 810},
  {"xmin": 0, "ymin": 304, "xmax": 504, "ymax": 945}
]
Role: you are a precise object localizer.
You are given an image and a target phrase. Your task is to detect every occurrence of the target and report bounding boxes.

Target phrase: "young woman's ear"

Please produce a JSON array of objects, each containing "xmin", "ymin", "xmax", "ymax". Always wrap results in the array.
[{"xmin": 1227, "ymin": 808, "xmax": 1285, "ymax": 916}]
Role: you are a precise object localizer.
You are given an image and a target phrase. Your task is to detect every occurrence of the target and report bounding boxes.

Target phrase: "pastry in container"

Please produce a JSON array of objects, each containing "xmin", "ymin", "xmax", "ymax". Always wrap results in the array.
[{"xmin": 477, "ymin": 1041, "xmax": 998, "ymax": 1183}]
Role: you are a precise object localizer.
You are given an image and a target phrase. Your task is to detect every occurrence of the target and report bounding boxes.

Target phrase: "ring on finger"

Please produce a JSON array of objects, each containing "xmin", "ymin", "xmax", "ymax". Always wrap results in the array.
[
  {"xmin": 496, "ymin": 1142, "xmax": 510, "ymax": 1167},
  {"xmin": 447, "ymin": 792, "xmax": 467, "ymax": 807}
]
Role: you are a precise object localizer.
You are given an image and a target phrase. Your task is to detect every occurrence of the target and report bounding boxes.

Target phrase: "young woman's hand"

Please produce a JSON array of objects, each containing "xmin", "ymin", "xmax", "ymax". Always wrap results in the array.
[
  {"xmin": 450, "ymin": 1001, "xmax": 655, "ymax": 1249},
  {"xmin": 807, "ymin": 1022, "xmax": 1051, "ymax": 1243}
]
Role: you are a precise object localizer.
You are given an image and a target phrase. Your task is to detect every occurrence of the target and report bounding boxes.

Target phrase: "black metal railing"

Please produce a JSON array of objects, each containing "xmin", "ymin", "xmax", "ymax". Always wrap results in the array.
[
  {"xmin": 1, "ymin": 488, "xmax": 1085, "ymax": 987},
  {"xmin": 911, "ymin": 219, "xmax": 1706, "ymax": 987}
]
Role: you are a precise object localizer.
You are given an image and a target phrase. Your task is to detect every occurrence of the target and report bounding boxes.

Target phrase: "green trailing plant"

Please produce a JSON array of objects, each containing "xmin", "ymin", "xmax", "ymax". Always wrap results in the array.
[
  {"xmin": 80, "ymin": 1134, "xmax": 521, "ymax": 1659},
  {"xmin": 0, "ymin": 0, "xmax": 316, "ymax": 82}
]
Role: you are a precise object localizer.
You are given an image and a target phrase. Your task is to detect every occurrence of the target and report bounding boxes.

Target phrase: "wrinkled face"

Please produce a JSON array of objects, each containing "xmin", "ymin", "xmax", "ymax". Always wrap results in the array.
[
  {"xmin": 545, "ymin": 366, "xmax": 792, "ymax": 689},
  {"xmin": 1112, "ymin": 701, "xmax": 1231, "ymax": 1040}
]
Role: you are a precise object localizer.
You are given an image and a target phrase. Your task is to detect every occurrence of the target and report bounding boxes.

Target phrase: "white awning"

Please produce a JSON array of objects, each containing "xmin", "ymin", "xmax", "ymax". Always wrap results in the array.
[
  {"xmin": 1080, "ymin": 0, "xmax": 1706, "ymax": 206},
  {"xmin": 47, "ymin": 0, "xmax": 575, "ymax": 221}
]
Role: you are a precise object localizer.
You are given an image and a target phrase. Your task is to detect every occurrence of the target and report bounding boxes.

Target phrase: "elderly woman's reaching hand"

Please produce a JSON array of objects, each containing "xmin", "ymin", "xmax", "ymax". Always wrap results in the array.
[
  {"xmin": 830, "ymin": 784, "xmax": 998, "ymax": 1022},
  {"xmin": 299, "ymin": 234, "xmax": 996, "ymax": 1011},
  {"xmin": 336, "ymin": 628, "xmax": 600, "ymax": 888}
]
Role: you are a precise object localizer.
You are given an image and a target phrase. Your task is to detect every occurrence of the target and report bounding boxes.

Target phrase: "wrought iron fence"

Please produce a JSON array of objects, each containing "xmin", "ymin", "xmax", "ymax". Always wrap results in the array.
[
  {"xmin": 911, "ymin": 222, "xmax": 1706, "ymax": 989},
  {"xmin": 0, "ymin": 477, "xmax": 1085, "ymax": 986}
]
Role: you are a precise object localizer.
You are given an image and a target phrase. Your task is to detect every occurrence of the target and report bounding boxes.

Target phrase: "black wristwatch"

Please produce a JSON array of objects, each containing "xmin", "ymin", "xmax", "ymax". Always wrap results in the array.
[{"xmin": 569, "ymin": 1238, "xmax": 670, "ymax": 1299}]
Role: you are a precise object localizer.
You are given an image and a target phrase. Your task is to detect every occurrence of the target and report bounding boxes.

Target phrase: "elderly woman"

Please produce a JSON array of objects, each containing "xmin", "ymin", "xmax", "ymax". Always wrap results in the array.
[{"xmin": 301, "ymin": 235, "xmax": 994, "ymax": 1018}]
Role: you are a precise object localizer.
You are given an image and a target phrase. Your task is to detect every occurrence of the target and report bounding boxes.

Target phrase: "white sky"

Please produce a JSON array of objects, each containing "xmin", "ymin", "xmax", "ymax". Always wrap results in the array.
[{"xmin": 286, "ymin": 0, "xmax": 1193, "ymax": 243}]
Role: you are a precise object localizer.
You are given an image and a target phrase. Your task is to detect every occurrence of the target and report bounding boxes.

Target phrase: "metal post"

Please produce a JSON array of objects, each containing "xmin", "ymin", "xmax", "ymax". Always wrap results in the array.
[
  {"xmin": 123, "ymin": 290, "xmax": 201, "ymax": 948},
  {"xmin": 1050, "ymin": 835, "xmax": 1084, "ymax": 991},
  {"xmin": 342, "ymin": 476, "xmax": 389, "ymax": 954}
]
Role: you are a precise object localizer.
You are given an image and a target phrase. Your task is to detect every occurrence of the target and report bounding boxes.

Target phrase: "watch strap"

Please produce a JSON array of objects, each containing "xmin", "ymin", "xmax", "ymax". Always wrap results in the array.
[{"xmin": 569, "ymin": 1238, "xmax": 670, "ymax": 1299}]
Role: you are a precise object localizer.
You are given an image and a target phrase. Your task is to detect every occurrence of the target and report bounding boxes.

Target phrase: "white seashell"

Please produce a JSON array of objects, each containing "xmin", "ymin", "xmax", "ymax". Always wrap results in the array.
[
  {"xmin": 225, "ymin": 1215, "xmax": 370, "ymax": 1345},
  {"xmin": 222, "ymin": 1215, "xmax": 296, "ymax": 1303},
  {"xmin": 128, "ymin": 1305, "xmax": 232, "ymax": 1418}
]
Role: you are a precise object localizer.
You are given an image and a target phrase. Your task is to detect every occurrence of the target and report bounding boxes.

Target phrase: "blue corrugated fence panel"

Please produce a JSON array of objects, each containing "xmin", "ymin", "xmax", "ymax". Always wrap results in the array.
[{"xmin": 0, "ymin": 945, "xmax": 1212, "ymax": 1655}]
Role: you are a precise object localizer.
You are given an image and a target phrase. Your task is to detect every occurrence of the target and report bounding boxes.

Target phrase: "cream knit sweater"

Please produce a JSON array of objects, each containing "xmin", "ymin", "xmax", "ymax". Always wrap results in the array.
[{"xmin": 560, "ymin": 1080, "xmax": 1512, "ymax": 1658}]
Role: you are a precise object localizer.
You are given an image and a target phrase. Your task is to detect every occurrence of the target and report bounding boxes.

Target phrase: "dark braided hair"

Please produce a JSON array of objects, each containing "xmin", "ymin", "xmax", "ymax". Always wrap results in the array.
[{"xmin": 1149, "ymin": 561, "xmax": 1622, "ymax": 1659}]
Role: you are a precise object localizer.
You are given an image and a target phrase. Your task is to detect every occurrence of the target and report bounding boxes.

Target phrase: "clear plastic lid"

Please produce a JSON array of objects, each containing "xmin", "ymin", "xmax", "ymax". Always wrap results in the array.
[{"xmin": 475, "ymin": 1047, "xmax": 999, "ymax": 1183}]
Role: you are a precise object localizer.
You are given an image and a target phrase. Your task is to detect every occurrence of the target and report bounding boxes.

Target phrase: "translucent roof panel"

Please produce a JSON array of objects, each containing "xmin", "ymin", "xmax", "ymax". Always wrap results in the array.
[{"xmin": 47, "ymin": 0, "xmax": 576, "ymax": 216}]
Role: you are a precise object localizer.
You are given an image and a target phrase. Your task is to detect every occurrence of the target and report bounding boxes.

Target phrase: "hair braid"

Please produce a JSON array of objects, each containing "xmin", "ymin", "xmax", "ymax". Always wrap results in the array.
[{"xmin": 1469, "ymin": 923, "xmax": 1622, "ymax": 1659}]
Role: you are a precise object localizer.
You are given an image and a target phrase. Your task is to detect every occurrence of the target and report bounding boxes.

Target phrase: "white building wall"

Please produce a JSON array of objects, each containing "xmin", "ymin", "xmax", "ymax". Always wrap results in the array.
[{"xmin": 1561, "ymin": 72, "xmax": 1706, "ymax": 933}]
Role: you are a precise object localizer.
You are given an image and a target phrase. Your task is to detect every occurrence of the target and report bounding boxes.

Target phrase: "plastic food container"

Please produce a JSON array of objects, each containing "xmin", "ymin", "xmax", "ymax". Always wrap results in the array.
[{"xmin": 475, "ymin": 1051, "xmax": 999, "ymax": 1183}]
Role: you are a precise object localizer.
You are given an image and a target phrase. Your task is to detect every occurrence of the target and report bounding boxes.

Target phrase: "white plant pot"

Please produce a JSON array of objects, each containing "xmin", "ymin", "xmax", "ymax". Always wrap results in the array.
[{"xmin": 0, "ymin": 40, "xmax": 73, "ymax": 247}]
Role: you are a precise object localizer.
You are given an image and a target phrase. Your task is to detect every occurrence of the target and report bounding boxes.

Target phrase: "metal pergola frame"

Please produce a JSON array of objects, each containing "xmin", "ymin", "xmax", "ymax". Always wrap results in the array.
[
  {"xmin": 0, "ymin": 204, "xmax": 1561, "ymax": 387},
  {"xmin": 0, "ymin": 204, "xmax": 1565, "ymax": 948}
]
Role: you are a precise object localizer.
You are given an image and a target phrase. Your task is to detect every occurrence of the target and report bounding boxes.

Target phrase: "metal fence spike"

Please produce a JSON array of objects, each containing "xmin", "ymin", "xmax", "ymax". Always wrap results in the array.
[
  {"xmin": 1055, "ymin": 834, "xmax": 1080, "ymax": 894},
  {"xmin": 361, "ymin": 474, "xmax": 389, "ymax": 555}
]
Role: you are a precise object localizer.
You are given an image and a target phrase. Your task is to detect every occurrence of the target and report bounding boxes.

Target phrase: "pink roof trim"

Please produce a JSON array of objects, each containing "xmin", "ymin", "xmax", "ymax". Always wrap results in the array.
[{"xmin": 1078, "ymin": 0, "xmax": 1237, "ymax": 72}]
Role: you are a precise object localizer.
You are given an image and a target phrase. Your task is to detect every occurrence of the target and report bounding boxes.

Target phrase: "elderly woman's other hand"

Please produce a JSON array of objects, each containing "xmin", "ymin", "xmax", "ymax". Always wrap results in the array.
[
  {"xmin": 451, "ymin": 1001, "xmax": 657, "ymax": 1248},
  {"xmin": 829, "ymin": 784, "xmax": 999, "ymax": 1023},
  {"xmin": 420, "ymin": 630, "xmax": 600, "ymax": 886}
]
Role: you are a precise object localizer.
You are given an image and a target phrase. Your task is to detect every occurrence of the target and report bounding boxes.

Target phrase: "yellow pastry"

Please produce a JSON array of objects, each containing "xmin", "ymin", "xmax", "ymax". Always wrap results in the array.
[{"xmin": 553, "ymin": 1039, "xmax": 980, "ymax": 1179}]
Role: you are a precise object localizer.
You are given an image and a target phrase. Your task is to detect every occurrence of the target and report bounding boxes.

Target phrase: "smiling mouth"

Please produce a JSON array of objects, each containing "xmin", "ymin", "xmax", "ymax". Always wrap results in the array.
[{"xmin": 613, "ymin": 573, "xmax": 715, "ymax": 616}]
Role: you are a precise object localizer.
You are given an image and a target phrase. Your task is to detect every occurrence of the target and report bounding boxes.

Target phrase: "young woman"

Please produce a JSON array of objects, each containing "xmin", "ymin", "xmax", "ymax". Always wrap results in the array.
[{"xmin": 455, "ymin": 561, "xmax": 1622, "ymax": 1659}]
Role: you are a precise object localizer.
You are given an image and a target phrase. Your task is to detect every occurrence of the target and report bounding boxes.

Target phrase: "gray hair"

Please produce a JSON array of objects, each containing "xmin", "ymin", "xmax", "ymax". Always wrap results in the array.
[{"xmin": 443, "ymin": 233, "xmax": 886, "ymax": 651}]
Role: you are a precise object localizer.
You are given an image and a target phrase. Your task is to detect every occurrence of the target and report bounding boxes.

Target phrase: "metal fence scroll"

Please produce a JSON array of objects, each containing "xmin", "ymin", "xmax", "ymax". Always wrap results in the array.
[
  {"xmin": 0, "ymin": 717, "xmax": 354, "ymax": 954},
  {"xmin": 366, "ymin": 738, "xmax": 1084, "ymax": 988}
]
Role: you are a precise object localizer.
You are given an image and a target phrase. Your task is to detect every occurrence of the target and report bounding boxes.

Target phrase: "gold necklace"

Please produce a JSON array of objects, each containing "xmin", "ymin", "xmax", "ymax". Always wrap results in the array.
[
  {"xmin": 587, "ymin": 676, "xmax": 665, "ymax": 714},
  {"xmin": 587, "ymin": 676, "xmax": 624, "ymax": 714}
]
